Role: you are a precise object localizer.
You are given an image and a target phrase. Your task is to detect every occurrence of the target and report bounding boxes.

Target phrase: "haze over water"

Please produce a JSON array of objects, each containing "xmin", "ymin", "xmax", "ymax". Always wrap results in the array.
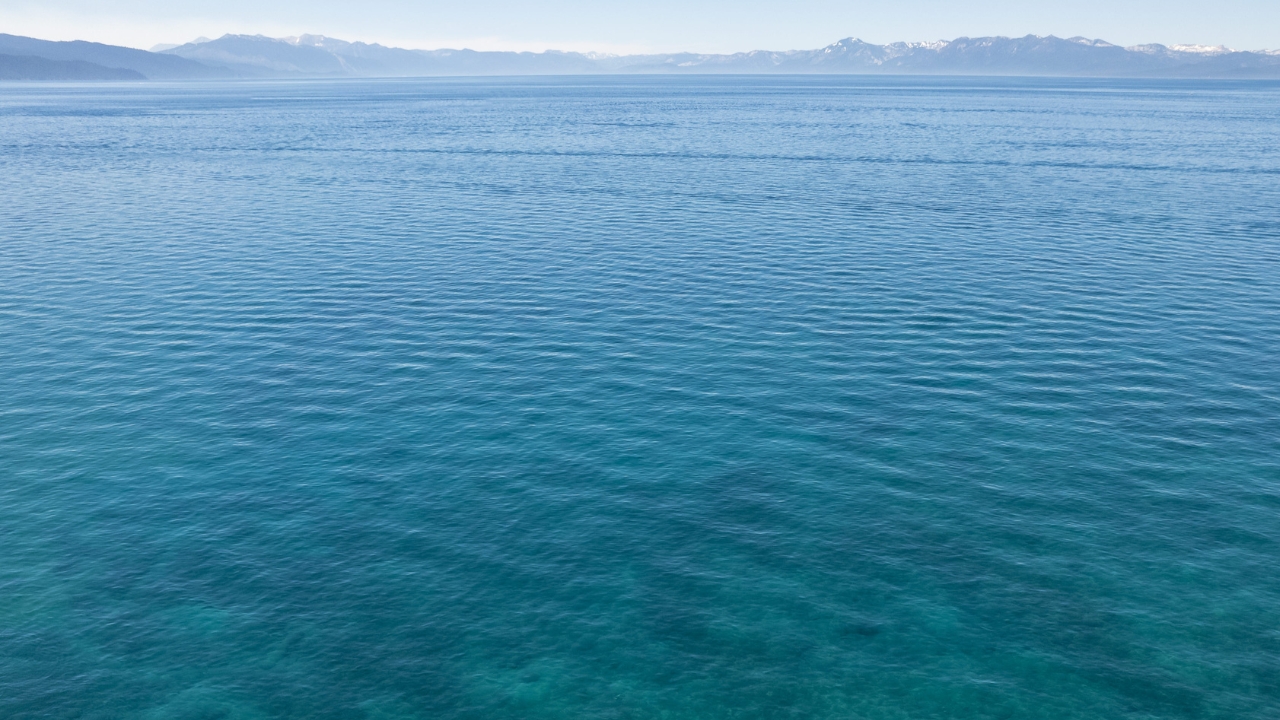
[{"xmin": 2, "ymin": 76, "xmax": 1279, "ymax": 719}]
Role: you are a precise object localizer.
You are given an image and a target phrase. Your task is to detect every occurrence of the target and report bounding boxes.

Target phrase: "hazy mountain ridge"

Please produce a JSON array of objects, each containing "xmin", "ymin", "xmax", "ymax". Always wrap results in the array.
[
  {"xmin": 0, "ymin": 33, "xmax": 232, "ymax": 79},
  {"xmin": 1, "ymin": 31, "xmax": 1277, "ymax": 80},
  {"xmin": 165, "ymin": 34, "xmax": 605, "ymax": 76},
  {"xmin": 163, "ymin": 33, "xmax": 1280, "ymax": 78}
]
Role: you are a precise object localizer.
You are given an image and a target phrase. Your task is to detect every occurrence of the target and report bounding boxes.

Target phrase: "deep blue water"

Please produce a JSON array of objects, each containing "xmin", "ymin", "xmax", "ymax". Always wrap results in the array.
[{"xmin": 2, "ymin": 76, "xmax": 1279, "ymax": 719}]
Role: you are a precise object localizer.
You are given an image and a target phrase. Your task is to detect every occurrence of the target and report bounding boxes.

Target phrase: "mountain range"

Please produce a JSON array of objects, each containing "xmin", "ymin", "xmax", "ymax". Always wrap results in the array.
[{"xmin": 2, "ymin": 32, "xmax": 1279, "ymax": 81}]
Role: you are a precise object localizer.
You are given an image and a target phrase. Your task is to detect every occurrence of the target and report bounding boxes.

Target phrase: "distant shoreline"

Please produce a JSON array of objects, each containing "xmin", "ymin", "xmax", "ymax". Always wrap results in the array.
[{"xmin": 3, "ymin": 32, "xmax": 1279, "ymax": 81}]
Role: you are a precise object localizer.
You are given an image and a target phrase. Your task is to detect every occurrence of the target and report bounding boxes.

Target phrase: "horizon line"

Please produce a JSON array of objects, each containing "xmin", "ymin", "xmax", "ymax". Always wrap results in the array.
[
  {"xmin": 8, "ymin": 30, "xmax": 1276, "ymax": 57},
  {"xmin": 151, "ymin": 32, "xmax": 1276, "ymax": 57}
]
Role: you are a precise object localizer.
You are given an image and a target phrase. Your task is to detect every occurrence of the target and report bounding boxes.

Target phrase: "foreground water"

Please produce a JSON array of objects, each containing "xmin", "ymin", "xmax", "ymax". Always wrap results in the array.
[{"xmin": 2, "ymin": 76, "xmax": 1279, "ymax": 719}]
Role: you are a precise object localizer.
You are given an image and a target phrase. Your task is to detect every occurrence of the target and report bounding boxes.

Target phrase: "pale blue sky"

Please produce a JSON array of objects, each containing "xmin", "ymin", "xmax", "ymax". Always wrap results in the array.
[{"xmin": 3, "ymin": 0, "xmax": 1278, "ymax": 53}]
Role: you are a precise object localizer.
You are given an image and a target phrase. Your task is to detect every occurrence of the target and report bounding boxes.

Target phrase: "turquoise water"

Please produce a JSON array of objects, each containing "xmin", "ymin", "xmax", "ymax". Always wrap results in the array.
[{"xmin": 2, "ymin": 76, "xmax": 1279, "ymax": 719}]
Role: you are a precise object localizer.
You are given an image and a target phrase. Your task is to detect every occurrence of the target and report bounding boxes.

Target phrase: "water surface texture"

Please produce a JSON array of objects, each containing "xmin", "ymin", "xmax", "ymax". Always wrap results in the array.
[{"xmin": 2, "ymin": 77, "xmax": 1279, "ymax": 719}]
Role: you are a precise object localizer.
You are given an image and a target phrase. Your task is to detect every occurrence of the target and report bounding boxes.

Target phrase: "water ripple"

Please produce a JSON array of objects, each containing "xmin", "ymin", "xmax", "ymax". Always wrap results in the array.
[{"xmin": 1, "ymin": 76, "xmax": 1279, "ymax": 720}]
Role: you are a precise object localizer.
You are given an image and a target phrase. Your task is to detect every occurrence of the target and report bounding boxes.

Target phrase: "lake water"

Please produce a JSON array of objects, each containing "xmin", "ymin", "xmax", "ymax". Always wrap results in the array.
[{"xmin": 2, "ymin": 76, "xmax": 1279, "ymax": 719}]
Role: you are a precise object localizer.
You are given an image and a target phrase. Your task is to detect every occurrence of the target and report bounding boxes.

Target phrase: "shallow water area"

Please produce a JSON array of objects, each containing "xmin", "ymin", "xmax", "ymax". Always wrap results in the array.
[{"xmin": 1, "ymin": 76, "xmax": 1279, "ymax": 719}]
